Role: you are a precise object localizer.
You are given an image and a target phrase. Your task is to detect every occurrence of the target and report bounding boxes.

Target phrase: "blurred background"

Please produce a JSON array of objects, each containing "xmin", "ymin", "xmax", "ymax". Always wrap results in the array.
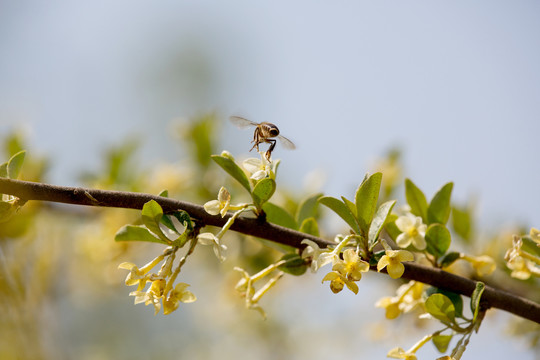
[{"xmin": 1, "ymin": 1, "xmax": 539, "ymax": 359}]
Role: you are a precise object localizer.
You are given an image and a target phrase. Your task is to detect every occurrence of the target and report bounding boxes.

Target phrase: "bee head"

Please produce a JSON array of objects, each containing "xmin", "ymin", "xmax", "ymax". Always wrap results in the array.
[{"xmin": 269, "ymin": 127, "xmax": 279, "ymax": 137}]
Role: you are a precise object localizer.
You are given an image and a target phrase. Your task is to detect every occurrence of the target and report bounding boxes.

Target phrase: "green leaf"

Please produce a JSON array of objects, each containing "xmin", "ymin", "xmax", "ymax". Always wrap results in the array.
[
  {"xmin": 141, "ymin": 200, "xmax": 170, "ymax": 243},
  {"xmin": 470, "ymin": 282, "xmax": 485, "ymax": 321},
  {"xmin": 252, "ymin": 178, "xmax": 276, "ymax": 209},
  {"xmin": 405, "ymin": 178, "xmax": 428, "ymax": 222},
  {"xmin": 171, "ymin": 232, "xmax": 189, "ymax": 248},
  {"xmin": 6, "ymin": 151, "xmax": 26, "ymax": 179},
  {"xmin": 451, "ymin": 205, "xmax": 472, "ymax": 242},
  {"xmin": 522, "ymin": 236, "xmax": 540, "ymax": 257},
  {"xmin": 426, "ymin": 287, "xmax": 463, "ymax": 319},
  {"xmin": 439, "ymin": 251, "xmax": 461, "ymax": 268},
  {"xmin": 158, "ymin": 189, "xmax": 169, "ymax": 197},
  {"xmin": 278, "ymin": 253, "xmax": 307, "ymax": 276},
  {"xmin": 425, "ymin": 224, "xmax": 451, "ymax": 258},
  {"xmin": 368, "ymin": 200, "xmax": 396, "ymax": 247},
  {"xmin": 296, "ymin": 193, "xmax": 323, "ymax": 225},
  {"xmin": 427, "ymin": 182, "xmax": 453, "ymax": 225},
  {"xmin": 425, "ymin": 293, "xmax": 456, "ymax": 324},
  {"xmin": 432, "ymin": 334, "xmax": 453, "ymax": 353},
  {"xmin": 170, "ymin": 210, "xmax": 193, "ymax": 231},
  {"xmin": 319, "ymin": 196, "xmax": 360, "ymax": 234},
  {"xmin": 160, "ymin": 214, "xmax": 180, "ymax": 234},
  {"xmin": 262, "ymin": 202, "xmax": 297, "ymax": 229},
  {"xmin": 299, "ymin": 217, "xmax": 320, "ymax": 237},
  {"xmin": 355, "ymin": 172, "xmax": 382, "ymax": 234},
  {"xmin": 115, "ymin": 225, "xmax": 167, "ymax": 244},
  {"xmin": 211, "ymin": 154, "xmax": 251, "ymax": 193},
  {"xmin": 341, "ymin": 196, "xmax": 357, "ymax": 218},
  {"xmin": 0, "ymin": 163, "xmax": 7, "ymax": 178}
]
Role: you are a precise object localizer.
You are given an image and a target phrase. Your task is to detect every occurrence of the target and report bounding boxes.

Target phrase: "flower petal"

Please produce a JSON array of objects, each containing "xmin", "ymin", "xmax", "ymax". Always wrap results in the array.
[
  {"xmin": 203, "ymin": 200, "xmax": 221, "ymax": 215},
  {"xmin": 387, "ymin": 262, "xmax": 405, "ymax": 279},
  {"xmin": 377, "ymin": 255, "xmax": 390, "ymax": 272},
  {"xmin": 396, "ymin": 233, "xmax": 411, "ymax": 248}
]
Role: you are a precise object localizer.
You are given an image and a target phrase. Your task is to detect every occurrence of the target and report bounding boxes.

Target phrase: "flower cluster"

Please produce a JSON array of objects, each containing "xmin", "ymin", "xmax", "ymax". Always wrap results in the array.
[
  {"xmin": 375, "ymin": 281, "xmax": 424, "ymax": 319},
  {"xmin": 301, "ymin": 235, "xmax": 413, "ymax": 295},
  {"xmin": 504, "ymin": 228, "xmax": 540, "ymax": 280},
  {"xmin": 118, "ymin": 247, "xmax": 196, "ymax": 315}
]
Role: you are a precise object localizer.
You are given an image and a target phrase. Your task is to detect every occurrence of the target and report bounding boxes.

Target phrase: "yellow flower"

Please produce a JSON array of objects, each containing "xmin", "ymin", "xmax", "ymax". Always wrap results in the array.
[
  {"xmin": 118, "ymin": 254, "xmax": 165, "ymax": 287},
  {"xmin": 398, "ymin": 281, "xmax": 424, "ymax": 313},
  {"xmin": 243, "ymin": 152, "xmax": 276, "ymax": 180},
  {"xmin": 118, "ymin": 262, "xmax": 147, "ymax": 286},
  {"xmin": 375, "ymin": 296, "xmax": 401, "ymax": 319},
  {"xmin": 375, "ymin": 281, "xmax": 424, "ymax": 320},
  {"xmin": 504, "ymin": 235, "xmax": 522, "ymax": 262},
  {"xmin": 300, "ymin": 239, "xmax": 326, "ymax": 262},
  {"xmin": 301, "ymin": 239, "xmax": 336, "ymax": 272},
  {"xmin": 387, "ymin": 347, "xmax": 417, "ymax": 360},
  {"xmin": 395, "ymin": 214, "xmax": 427, "ymax": 250},
  {"xmin": 507, "ymin": 256, "xmax": 533, "ymax": 280},
  {"xmin": 377, "ymin": 249, "xmax": 414, "ymax": 279},
  {"xmin": 204, "ymin": 187, "xmax": 231, "ymax": 217},
  {"xmin": 138, "ymin": 278, "xmax": 166, "ymax": 315},
  {"xmin": 163, "ymin": 283, "xmax": 197, "ymax": 315},
  {"xmin": 197, "ymin": 232, "xmax": 227, "ymax": 262},
  {"xmin": 322, "ymin": 271, "xmax": 359, "ymax": 294},
  {"xmin": 332, "ymin": 249, "xmax": 370, "ymax": 281},
  {"xmin": 463, "ymin": 254, "xmax": 496, "ymax": 277}
]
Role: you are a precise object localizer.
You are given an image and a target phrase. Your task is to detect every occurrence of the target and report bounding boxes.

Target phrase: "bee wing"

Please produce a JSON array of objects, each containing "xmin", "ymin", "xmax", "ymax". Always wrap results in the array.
[
  {"xmin": 229, "ymin": 116, "xmax": 258, "ymax": 129},
  {"xmin": 278, "ymin": 135, "xmax": 296, "ymax": 150}
]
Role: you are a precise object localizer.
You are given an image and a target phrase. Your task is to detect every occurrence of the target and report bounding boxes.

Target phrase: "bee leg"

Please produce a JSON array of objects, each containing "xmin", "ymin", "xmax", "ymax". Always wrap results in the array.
[
  {"xmin": 250, "ymin": 128, "xmax": 261, "ymax": 152},
  {"xmin": 249, "ymin": 142, "xmax": 259, "ymax": 152},
  {"xmin": 265, "ymin": 139, "xmax": 276, "ymax": 160}
]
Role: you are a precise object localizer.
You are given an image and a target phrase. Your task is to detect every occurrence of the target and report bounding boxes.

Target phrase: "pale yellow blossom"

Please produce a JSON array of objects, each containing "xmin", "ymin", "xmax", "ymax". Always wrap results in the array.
[
  {"xmin": 197, "ymin": 232, "xmax": 227, "ymax": 262},
  {"xmin": 377, "ymin": 249, "xmax": 414, "ymax": 279},
  {"xmin": 507, "ymin": 256, "xmax": 534, "ymax": 280},
  {"xmin": 301, "ymin": 239, "xmax": 336, "ymax": 272},
  {"xmin": 332, "ymin": 249, "xmax": 370, "ymax": 281},
  {"xmin": 322, "ymin": 270, "xmax": 359, "ymax": 294},
  {"xmin": 163, "ymin": 283, "xmax": 197, "ymax": 315},
  {"xmin": 395, "ymin": 214, "xmax": 427, "ymax": 250},
  {"xmin": 387, "ymin": 347, "xmax": 417, "ymax": 360},
  {"xmin": 243, "ymin": 152, "xmax": 276, "ymax": 180},
  {"xmin": 204, "ymin": 187, "xmax": 231, "ymax": 217},
  {"xmin": 462, "ymin": 254, "xmax": 496, "ymax": 277},
  {"xmin": 375, "ymin": 296, "xmax": 401, "ymax": 319}
]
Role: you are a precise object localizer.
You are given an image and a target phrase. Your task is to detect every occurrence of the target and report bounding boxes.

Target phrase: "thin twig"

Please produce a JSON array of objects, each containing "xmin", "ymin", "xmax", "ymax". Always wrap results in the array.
[{"xmin": 1, "ymin": 177, "xmax": 539, "ymax": 324}]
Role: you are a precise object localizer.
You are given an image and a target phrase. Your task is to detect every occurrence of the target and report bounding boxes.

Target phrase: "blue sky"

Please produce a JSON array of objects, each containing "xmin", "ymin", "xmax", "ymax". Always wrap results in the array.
[{"xmin": 1, "ymin": 1, "xmax": 539, "ymax": 358}]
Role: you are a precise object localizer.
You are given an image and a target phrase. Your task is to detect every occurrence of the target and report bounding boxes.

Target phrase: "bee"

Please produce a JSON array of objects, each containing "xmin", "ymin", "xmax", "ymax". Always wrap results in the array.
[{"xmin": 229, "ymin": 116, "xmax": 296, "ymax": 160}]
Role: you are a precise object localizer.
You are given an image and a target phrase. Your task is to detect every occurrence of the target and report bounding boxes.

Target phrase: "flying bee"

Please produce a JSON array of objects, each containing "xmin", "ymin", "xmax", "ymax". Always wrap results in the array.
[{"xmin": 229, "ymin": 116, "xmax": 296, "ymax": 160}]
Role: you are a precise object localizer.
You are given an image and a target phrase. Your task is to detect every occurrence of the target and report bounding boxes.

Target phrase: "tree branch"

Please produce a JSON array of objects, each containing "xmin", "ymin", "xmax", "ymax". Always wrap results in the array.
[{"xmin": 1, "ymin": 177, "xmax": 539, "ymax": 324}]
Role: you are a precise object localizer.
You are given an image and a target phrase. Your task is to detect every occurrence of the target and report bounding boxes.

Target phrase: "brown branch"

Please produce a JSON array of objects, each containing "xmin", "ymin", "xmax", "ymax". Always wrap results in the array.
[{"xmin": 1, "ymin": 177, "xmax": 539, "ymax": 324}]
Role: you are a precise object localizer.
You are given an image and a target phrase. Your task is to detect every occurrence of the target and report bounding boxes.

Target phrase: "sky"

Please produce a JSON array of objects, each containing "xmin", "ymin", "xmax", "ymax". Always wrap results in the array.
[{"xmin": 1, "ymin": 1, "xmax": 539, "ymax": 359}]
